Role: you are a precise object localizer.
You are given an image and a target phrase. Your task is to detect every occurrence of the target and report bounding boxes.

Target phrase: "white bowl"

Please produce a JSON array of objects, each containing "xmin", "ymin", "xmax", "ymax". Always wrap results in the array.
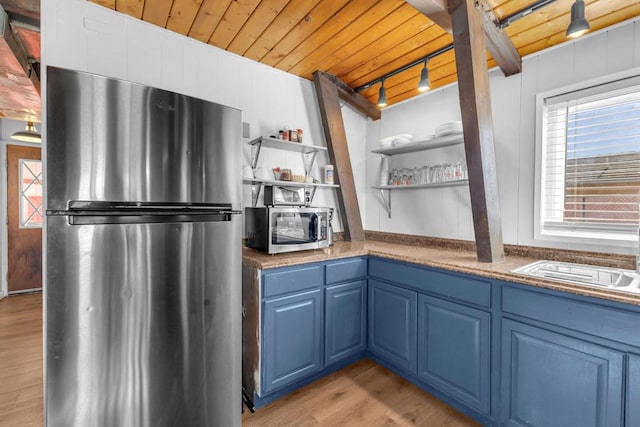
[
  {"xmin": 435, "ymin": 121, "xmax": 463, "ymax": 137},
  {"xmin": 393, "ymin": 136, "xmax": 412, "ymax": 145}
]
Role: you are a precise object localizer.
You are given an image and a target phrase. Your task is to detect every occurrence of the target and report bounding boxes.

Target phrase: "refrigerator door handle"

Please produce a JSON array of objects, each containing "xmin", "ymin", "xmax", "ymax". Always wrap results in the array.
[
  {"xmin": 68, "ymin": 212, "xmax": 237, "ymax": 225},
  {"xmin": 58, "ymin": 209, "xmax": 243, "ymax": 226}
]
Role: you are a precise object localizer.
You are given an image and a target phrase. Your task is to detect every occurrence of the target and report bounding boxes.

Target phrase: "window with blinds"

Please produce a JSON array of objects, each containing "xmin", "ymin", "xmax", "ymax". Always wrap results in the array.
[{"xmin": 540, "ymin": 75, "xmax": 640, "ymax": 240}]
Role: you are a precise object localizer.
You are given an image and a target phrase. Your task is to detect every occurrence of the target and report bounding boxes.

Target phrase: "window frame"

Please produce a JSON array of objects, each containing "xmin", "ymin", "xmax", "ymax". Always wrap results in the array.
[
  {"xmin": 17, "ymin": 158, "xmax": 43, "ymax": 229},
  {"xmin": 534, "ymin": 67, "xmax": 640, "ymax": 249}
]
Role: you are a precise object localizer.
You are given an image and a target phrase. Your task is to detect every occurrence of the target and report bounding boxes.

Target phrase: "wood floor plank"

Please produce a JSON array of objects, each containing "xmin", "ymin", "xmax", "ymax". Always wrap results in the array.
[
  {"xmin": 0, "ymin": 293, "xmax": 43, "ymax": 427},
  {"xmin": 242, "ymin": 359, "xmax": 480, "ymax": 426},
  {"xmin": 1, "ymin": 293, "xmax": 480, "ymax": 427}
]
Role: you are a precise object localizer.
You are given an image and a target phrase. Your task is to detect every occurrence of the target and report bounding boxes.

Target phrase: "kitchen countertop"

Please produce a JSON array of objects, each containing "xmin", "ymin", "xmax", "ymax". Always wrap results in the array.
[{"xmin": 243, "ymin": 240, "xmax": 640, "ymax": 306}]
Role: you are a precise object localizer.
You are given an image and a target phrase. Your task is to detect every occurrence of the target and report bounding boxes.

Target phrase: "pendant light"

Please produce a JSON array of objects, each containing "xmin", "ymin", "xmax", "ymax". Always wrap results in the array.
[
  {"xmin": 377, "ymin": 79, "xmax": 387, "ymax": 107},
  {"xmin": 418, "ymin": 60, "xmax": 430, "ymax": 92},
  {"xmin": 566, "ymin": 0, "xmax": 590, "ymax": 39},
  {"xmin": 11, "ymin": 121, "xmax": 41, "ymax": 143}
]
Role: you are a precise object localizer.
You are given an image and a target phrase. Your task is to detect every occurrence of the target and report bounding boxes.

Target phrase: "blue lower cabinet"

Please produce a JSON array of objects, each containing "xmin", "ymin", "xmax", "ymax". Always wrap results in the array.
[
  {"xmin": 501, "ymin": 319, "xmax": 624, "ymax": 427},
  {"xmin": 627, "ymin": 354, "xmax": 640, "ymax": 427},
  {"xmin": 368, "ymin": 279, "xmax": 417, "ymax": 373},
  {"xmin": 262, "ymin": 289, "xmax": 323, "ymax": 394},
  {"xmin": 325, "ymin": 280, "xmax": 366, "ymax": 366},
  {"xmin": 417, "ymin": 295, "xmax": 490, "ymax": 414}
]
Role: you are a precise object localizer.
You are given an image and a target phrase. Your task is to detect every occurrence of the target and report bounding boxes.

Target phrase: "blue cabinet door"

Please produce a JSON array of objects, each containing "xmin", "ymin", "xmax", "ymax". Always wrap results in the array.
[
  {"xmin": 368, "ymin": 279, "xmax": 417, "ymax": 373},
  {"xmin": 627, "ymin": 354, "xmax": 640, "ymax": 427},
  {"xmin": 417, "ymin": 295, "xmax": 490, "ymax": 414},
  {"xmin": 325, "ymin": 280, "xmax": 366, "ymax": 366},
  {"xmin": 262, "ymin": 289, "xmax": 323, "ymax": 394},
  {"xmin": 501, "ymin": 319, "xmax": 624, "ymax": 427}
]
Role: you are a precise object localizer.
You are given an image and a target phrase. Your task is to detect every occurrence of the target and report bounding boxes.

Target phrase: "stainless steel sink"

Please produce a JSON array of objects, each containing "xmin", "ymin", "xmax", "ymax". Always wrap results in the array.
[{"xmin": 511, "ymin": 260, "xmax": 640, "ymax": 293}]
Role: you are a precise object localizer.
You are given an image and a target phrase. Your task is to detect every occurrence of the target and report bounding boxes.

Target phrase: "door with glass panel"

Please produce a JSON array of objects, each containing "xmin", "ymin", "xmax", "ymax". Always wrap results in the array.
[{"xmin": 7, "ymin": 145, "xmax": 42, "ymax": 293}]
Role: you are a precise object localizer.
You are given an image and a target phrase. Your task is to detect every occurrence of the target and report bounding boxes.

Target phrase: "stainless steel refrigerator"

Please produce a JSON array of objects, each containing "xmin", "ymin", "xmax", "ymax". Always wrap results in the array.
[{"xmin": 45, "ymin": 66, "xmax": 242, "ymax": 427}]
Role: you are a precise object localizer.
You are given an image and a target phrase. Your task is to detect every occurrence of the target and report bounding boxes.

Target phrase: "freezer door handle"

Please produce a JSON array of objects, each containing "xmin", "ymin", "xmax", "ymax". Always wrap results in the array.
[
  {"xmin": 46, "ymin": 200, "xmax": 242, "ymax": 225},
  {"xmin": 66, "ymin": 200, "xmax": 237, "ymax": 211},
  {"xmin": 65, "ymin": 210, "xmax": 242, "ymax": 225}
]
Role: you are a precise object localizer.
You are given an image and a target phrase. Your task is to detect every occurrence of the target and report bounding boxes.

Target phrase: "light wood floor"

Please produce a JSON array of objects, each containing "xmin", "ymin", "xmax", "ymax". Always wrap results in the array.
[
  {"xmin": 242, "ymin": 359, "xmax": 480, "ymax": 427},
  {"xmin": 0, "ymin": 293, "xmax": 43, "ymax": 427},
  {"xmin": 1, "ymin": 293, "xmax": 479, "ymax": 427}
]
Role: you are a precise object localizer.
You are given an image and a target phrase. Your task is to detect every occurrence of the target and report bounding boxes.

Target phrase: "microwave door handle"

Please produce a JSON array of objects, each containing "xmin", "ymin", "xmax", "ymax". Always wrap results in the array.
[
  {"xmin": 309, "ymin": 214, "xmax": 318, "ymax": 242},
  {"xmin": 316, "ymin": 214, "xmax": 322, "ymax": 242}
]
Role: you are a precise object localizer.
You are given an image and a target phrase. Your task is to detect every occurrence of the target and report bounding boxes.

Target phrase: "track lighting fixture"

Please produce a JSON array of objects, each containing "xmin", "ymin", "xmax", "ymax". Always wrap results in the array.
[
  {"xmin": 356, "ymin": 0, "xmax": 566, "ymax": 106},
  {"xmin": 566, "ymin": 0, "xmax": 590, "ymax": 39},
  {"xmin": 377, "ymin": 80, "xmax": 387, "ymax": 107},
  {"xmin": 418, "ymin": 60, "xmax": 430, "ymax": 92}
]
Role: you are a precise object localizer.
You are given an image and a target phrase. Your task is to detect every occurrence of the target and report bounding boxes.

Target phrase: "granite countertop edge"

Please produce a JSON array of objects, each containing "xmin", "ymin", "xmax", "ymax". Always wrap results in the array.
[{"xmin": 242, "ymin": 241, "xmax": 640, "ymax": 306}]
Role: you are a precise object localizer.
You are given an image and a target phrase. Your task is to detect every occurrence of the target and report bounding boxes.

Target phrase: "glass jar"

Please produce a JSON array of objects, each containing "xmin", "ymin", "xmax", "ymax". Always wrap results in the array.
[
  {"xmin": 454, "ymin": 162, "xmax": 464, "ymax": 181},
  {"xmin": 443, "ymin": 163, "xmax": 454, "ymax": 181}
]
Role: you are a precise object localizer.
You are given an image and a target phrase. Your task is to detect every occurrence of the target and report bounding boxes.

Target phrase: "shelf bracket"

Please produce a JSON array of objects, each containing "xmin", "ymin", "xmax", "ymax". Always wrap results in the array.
[
  {"xmin": 250, "ymin": 140, "xmax": 263, "ymax": 170},
  {"xmin": 251, "ymin": 182, "xmax": 263, "ymax": 207},
  {"xmin": 377, "ymin": 189, "xmax": 391, "ymax": 218},
  {"xmin": 303, "ymin": 151, "xmax": 318, "ymax": 176},
  {"xmin": 307, "ymin": 186, "xmax": 317, "ymax": 206}
]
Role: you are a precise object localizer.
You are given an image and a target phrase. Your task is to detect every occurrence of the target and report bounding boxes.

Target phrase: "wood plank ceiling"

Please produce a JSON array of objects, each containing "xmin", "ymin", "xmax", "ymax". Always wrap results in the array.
[
  {"xmin": 0, "ymin": 0, "xmax": 41, "ymax": 122},
  {"xmin": 90, "ymin": 0, "xmax": 639, "ymax": 108}
]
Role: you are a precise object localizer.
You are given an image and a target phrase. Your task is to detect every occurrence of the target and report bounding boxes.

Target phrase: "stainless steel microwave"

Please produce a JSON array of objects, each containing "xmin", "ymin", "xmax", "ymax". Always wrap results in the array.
[{"xmin": 245, "ymin": 207, "xmax": 330, "ymax": 254}]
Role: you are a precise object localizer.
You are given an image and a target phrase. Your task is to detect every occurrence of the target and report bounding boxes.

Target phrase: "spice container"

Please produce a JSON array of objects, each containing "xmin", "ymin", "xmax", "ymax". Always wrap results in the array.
[
  {"xmin": 279, "ymin": 168, "xmax": 292, "ymax": 181},
  {"xmin": 323, "ymin": 165, "xmax": 334, "ymax": 184}
]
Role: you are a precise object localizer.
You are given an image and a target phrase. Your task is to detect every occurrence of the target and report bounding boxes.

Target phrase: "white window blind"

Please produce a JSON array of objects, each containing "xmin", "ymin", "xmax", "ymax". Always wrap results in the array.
[{"xmin": 540, "ymin": 75, "xmax": 640, "ymax": 239}]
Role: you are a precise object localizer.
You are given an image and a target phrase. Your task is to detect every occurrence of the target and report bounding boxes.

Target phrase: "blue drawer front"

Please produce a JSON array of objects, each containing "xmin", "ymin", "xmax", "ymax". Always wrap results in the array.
[
  {"xmin": 369, "ymin": 257, "xmax": 491, "ymax": 308},
  {"xmin": 263, "ymin": 265, "xmax": 323, "ymax": 298},
  {"xmin": 502, "ymin": 286, "xmax": 640, "ymax": 347},
  {"xmin": 325, "ymin": 257, "xmax": 367, "ymax": 284}
]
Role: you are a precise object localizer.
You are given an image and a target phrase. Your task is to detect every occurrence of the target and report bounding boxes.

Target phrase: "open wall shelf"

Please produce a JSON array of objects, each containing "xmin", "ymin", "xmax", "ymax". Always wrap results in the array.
[{"xmin": 371, "ymin": 133, "xmax": 467, "ymax": 217}]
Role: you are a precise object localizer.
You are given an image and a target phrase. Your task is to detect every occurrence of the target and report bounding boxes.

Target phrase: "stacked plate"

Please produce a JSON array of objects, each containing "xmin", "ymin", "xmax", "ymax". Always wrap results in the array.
[
  {"xmin": 435, "ymin": 121, "xmax": 463, "ymax": 137},
  {"xmin": 378, "ymin": 133, "xmax": 414, "ymax": 148},
  {"xmin": 414, "ymin": 134, "xmax": 435, "ymax": 143},
  {"xmin": 378, "ymin": 136, "xmax": 394, "ymax": 148},
  {"xmin": 392, "ymin": 133, "xmax": 413, "ymax": 146}
]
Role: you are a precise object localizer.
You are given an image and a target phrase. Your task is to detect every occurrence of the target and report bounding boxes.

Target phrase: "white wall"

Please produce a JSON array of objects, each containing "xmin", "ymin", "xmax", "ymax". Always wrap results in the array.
[
  {"xmin": 40, "ymin": 0, "xmax": 368, "ymax": 233},
  {"xmin": 366, "ymin": 18, "xmax": 640, "ymax": 255},
  {"xmin": 0, "ymin": 119, "xmax": 34, "ymax": 140},
  {"xmin": 0, "ymin": 119, "xmax": 43, "ymax": 297}
]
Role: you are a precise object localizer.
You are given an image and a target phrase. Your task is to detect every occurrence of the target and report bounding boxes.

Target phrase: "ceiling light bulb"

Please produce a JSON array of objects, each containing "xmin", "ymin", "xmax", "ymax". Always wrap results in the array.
[
  {"xmin": 418, "ymin": 61, "xmax": 430, "ymax": 92},
  {"xmin": 11, "ymin": 121, "xmax": 41, "ymax": 143},
  {"xmin": 377, "ymin": 81, "xmax": 387, "ymax": 107},
  {"xmin": 566, "ymin": 0, "xmax": 590, "ymax": 39}
]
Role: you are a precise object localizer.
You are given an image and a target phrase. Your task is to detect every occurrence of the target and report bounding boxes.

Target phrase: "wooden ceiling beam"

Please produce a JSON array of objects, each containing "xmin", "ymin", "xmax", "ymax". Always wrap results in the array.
[
  {"xmin": 0, "ymin": 7, "xmax": 39, "ymax": 94},
  {"xmin": 405, "ymin": 0, "xmax": 521, "ymax": 75},
  {"xmin": 315, "ymin": 71, "xmax": 380, "ymax": 121},
  {"xmin": 448, "ymin": 0, "xmax": 504, "ymax": 262},
  {"xmin": 313, "ymin": 70, "xmax": 366, "ymax": 242},
  {"xmin": 404, "ymin": 0, "xmax": 453, "ymax": 31},
  {"xmin": 475, "ymin": 0, "xmax": 521, "ymax": 76}
]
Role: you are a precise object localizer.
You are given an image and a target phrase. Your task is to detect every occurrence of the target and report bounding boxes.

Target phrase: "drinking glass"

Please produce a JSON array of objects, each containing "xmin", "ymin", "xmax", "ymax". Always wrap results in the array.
[
  {"xmin": 443, "ymin": 163, "xmax": 454, "ymax": 182},
  {"xmin": 421, "ymin": 166, "xmax": 430, "ymax": 184}
]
